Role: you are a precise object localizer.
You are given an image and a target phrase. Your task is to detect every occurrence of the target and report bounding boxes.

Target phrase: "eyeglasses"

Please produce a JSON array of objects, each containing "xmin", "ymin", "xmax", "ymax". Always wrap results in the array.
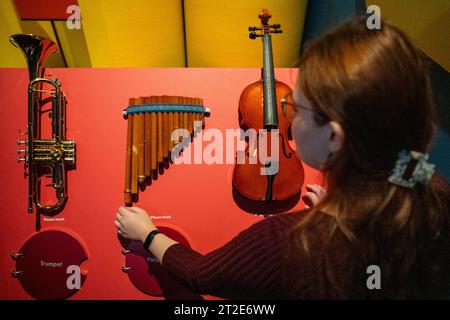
[{"xmin": 280, "ymin": 92, "xmax": 327, "ymax": 122}]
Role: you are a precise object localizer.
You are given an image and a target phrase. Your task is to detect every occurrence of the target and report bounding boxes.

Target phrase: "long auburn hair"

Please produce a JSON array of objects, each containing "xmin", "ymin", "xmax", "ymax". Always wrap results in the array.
[{"xmin": 294, "ymin": 16, "xmax": 450, "ymax": 298}]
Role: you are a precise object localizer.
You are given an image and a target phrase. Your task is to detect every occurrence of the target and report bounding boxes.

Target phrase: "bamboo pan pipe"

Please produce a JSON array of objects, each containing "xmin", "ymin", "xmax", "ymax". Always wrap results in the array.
[{"xmin": 123, "ymin": 95, "xmax": 211, "ymax": 206}]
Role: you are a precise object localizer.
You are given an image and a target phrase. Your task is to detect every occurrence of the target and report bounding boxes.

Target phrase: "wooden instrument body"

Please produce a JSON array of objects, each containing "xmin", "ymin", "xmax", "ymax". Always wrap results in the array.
[
  {"xmin": 232, "ymin": 9, "xmax": 304, "ymax": 207},
  {"xmin": 233, "ymin": 79, "xmax": 304, "ymax": 201}
]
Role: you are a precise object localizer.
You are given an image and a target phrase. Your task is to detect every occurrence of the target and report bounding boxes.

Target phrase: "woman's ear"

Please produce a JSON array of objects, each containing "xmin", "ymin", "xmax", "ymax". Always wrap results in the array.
[{"xmin": 328, "ymin": 121, "xmax": 344, "ymax": 153}]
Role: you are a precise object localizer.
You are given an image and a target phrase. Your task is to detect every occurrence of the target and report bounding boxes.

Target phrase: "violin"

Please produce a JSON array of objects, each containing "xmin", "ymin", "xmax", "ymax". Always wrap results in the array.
[{"xmin": 232, "ymin": 9, "xmax": 304, "ymax": 214}]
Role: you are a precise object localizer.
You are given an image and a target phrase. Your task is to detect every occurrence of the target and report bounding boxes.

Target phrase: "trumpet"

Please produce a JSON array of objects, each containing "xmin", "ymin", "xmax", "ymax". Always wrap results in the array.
[{"xmin": 11, "ymin": 34, "xmax": 76, "ymax": 214}]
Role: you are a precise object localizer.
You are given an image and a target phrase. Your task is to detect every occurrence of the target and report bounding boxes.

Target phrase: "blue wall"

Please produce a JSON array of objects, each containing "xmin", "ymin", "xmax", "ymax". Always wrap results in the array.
[
  {"xmin": 428, "ymin": 57, "xmax": 450, "ymax": 181},
  {"xmin": 302, "ymin": 0, "xmax": 366, "ymax": 45}
]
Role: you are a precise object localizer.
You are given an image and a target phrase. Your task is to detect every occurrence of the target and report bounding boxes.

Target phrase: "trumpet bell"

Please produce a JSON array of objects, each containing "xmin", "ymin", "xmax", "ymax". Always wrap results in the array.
[{"xmin": 9, "ymin": 34, "xmax": 58, "ymax": 81}]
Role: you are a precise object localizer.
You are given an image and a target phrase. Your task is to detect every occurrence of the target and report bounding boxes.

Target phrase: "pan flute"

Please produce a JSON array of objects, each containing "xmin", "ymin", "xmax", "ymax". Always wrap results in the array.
[{"xmin": 123, "ymin": 95, "xmax": 211, "ymax": 206}]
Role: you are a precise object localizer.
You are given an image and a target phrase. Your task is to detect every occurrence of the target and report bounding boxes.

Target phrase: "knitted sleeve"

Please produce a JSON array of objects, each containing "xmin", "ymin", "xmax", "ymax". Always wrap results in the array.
[{"xmin": 162, "ymin": 213, "xmax": 302, "ymax": 299}]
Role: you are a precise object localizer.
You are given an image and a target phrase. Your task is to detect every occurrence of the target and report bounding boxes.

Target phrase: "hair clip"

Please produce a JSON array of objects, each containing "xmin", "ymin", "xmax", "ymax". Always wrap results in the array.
[{"xmin": 388, "ymin": 150, "xmax": 435, "ymax": 188}]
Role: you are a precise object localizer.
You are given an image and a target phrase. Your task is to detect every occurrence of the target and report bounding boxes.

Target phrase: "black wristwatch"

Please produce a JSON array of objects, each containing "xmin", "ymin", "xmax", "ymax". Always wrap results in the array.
[{"xmin": 143, "ymin": 229, "xmax": 160, "ymax": 252}]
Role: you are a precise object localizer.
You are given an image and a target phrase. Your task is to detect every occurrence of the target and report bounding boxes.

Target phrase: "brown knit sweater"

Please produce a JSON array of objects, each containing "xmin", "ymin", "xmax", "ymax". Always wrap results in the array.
[{"xmin": 162, "ymin": 211, "xmax": 366, "ymax": 299}]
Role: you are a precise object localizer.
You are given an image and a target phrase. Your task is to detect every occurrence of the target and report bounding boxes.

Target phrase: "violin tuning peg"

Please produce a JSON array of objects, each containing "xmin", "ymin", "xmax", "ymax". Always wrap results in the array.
[
  {"xmin": 271, "ymin": 24, "xmax": 281, "ymax": 29},
  {"xmin": 270, "ymin": 29, "xmax": 282, "ymax": 34},
  {"xmin": 249, "ymin": 32, "xmax": 262, "ymax": 39},
  {"xmin": 248, "ymin": 26, "xmax": 261, "ymax": 32}
]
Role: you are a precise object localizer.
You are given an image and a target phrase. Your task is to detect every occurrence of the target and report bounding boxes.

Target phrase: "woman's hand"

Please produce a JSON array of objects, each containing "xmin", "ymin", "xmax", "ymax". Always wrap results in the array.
[
  {"xmin": 114, "ymin": 206, "xmax": 156, "ymax": 242},
  {"xmin": 302, "ymin": 184, "xmax": 326, "ymax": 208}
]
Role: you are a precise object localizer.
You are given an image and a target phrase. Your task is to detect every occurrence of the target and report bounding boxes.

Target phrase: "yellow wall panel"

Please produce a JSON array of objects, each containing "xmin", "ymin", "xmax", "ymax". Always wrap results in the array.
[
  {"xmin": 0, "ymin": 0, "xmax": 27, "ymax": 67},
  {"xmin": 184, "ymin": 0, "xmax": 308, "ymax": 67},
  {"xmin": 0, "ymin": 0, "xmax": 65, "ymax": 68},
  {"xmin": 78, "ymin": 0, "xmax": 185, "ymax": 67},
  {"xmin": 369, "ymin": 0, "xmax": 450, "ymax": 71},
  {"xmin": 54, "ymin": 21, "xmax": 92, "ymax": 67}
]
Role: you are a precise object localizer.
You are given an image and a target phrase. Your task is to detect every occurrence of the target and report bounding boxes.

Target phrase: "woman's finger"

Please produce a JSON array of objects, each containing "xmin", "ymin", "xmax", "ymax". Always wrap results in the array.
[
  {"xmin": 306, "ymin": 184, "xmax": 325, "ymax": 196},
  {"xmin": 314, "ymin": 184, "xmax": 325, "ymax": 193},
  {"xmin": 305, "ymin": 184, "xmax": 319, "ymax": 193},
  {"xmin": 302, "ymin": 192, "xmax": 319, "ymax": 207},
  {"xmin": 303, "ymin": 191, "xmax": 319, "ymax": 201},
  {"xmin": 115, "ymin": 212, "xmax": 123, "ymax": 222},
  {"xmin": 114, "ymin": 220, "xmax": 121, "ymax": 229},
  {"xmin": 118, "ymin": 207, "xmax": 129, "ymax": 216}
]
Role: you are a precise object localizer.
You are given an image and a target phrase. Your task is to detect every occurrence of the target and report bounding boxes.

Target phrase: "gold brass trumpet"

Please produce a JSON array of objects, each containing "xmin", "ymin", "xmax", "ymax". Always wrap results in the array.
[{"xmin": 11, "ymin": 34, "xmax": 76, "ymax": 214}]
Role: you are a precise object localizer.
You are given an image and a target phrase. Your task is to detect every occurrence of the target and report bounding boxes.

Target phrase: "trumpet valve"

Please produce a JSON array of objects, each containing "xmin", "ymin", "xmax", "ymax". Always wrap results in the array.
[
  {"xmin": 17, "ymin": 156, "xmax": 28, "ymax": 163},
  {"xmin": 17, "ymin": 139, "xmax": 28, "ymax": 145}
]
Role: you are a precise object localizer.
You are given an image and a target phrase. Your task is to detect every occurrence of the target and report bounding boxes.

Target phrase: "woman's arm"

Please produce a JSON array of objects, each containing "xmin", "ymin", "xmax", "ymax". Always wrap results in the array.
[
  {"xmin": 114, "ymin": 206, "xmax": 178, "ymax": 263},
  {"xmin": 115, "ymin": 206, "xmax": 303, "ymax": 299}
]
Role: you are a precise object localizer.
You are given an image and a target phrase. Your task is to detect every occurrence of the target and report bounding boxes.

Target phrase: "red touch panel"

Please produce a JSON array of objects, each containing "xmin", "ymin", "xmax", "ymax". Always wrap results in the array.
[
  {"xmin": 11, "ymin": 229, "xmax": 88, "ymax": 300},
  {"xmin": 122, "ymin": 225, "xmax": 200, "ymax": 298},
  {"xmin": 14, "ymin": 0, "xmax": 79, "ymax": 20}
]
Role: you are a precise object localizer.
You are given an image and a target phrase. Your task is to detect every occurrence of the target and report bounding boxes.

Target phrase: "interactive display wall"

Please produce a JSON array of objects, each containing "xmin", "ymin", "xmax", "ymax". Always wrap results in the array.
[{"xmin": 0, "ymin": 67, "xmax": 324, "ymax": 299}]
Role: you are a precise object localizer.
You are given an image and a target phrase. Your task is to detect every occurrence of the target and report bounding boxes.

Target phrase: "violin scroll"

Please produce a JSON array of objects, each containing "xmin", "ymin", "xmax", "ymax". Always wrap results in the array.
[{"xmin": 248, "ymin": 9, "xmax": 283, "ymax": 40}]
